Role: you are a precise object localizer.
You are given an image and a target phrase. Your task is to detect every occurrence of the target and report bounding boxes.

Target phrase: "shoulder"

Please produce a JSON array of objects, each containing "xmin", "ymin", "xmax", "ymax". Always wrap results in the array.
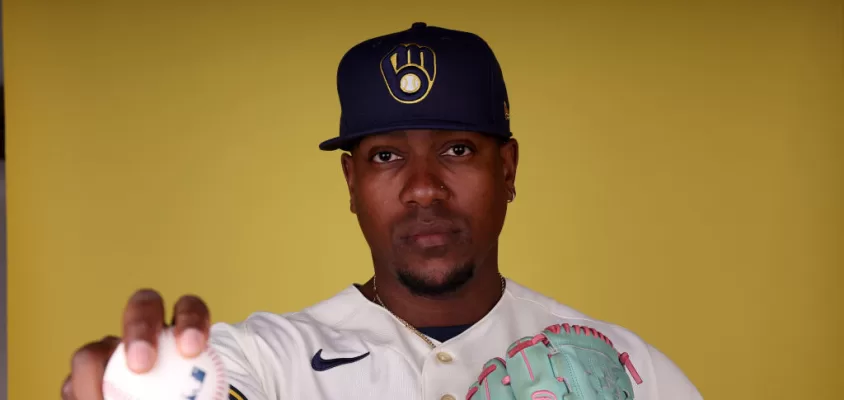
[
  {"xmin": 207, "ymin": 285, "xmax": 372, "ymax": 400},
  {"xmin": 209, "ymin": 284, "xmax": 367, "ymax": 356},
  {"xmin": 502, "ymin": 279, "xmax": 703, "ymax": 399}
]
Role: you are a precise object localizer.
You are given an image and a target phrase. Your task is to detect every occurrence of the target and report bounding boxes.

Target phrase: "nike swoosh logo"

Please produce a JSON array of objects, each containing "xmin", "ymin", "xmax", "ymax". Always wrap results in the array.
[{"xmin": 310, "ymin": 349, "xmax": 370, "ymax": 371}]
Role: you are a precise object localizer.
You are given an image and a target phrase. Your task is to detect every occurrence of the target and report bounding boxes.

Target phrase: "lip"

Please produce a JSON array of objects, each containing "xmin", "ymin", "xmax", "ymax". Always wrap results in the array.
[
  {"xmin": 400, "ymin": 221, "xmax": 460, "ymax": 247},
  {"xmin": 408, "ymin": 232, "xmax": 453, "ymax": 247}
]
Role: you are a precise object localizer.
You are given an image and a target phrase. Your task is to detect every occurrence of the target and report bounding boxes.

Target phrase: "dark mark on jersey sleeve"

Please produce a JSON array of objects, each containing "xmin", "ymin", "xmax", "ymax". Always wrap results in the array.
[{"xmin": 229, "ymin": 385, "xmax": 248, "ymax": 400}]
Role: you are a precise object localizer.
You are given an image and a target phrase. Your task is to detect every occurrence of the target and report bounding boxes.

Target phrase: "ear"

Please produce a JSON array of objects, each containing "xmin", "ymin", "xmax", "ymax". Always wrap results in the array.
[
  {"xmin": 499, "ymin": 138, "xmax": 519, "ymax": 198},
  {"xmin": 341, "ymin": 152, "xmax": 357, "ymax": 214}
]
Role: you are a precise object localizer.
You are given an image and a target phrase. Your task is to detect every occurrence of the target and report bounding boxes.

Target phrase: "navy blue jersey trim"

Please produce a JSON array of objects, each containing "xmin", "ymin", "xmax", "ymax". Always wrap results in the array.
[{"xmin": 418, "ymin": 324, "xmax": 473, "ymax": 342}]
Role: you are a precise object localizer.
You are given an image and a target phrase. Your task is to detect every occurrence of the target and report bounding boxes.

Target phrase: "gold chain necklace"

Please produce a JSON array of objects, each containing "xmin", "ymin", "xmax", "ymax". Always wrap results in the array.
[{"xmin": 373, "ymin": 274, "xmax": 507, "ymax": 349}]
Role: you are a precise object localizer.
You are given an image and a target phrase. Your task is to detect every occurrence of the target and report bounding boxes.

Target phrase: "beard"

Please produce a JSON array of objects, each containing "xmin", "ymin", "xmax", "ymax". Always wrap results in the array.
[{"xmin": 395, "ymin": 261, "xmax": 476, "ymax": 297}]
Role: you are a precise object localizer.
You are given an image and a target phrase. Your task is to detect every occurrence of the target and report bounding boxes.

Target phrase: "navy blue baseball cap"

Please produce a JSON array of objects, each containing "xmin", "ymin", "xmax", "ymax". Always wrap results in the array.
[{"xmin": 319, "ymin": 22, "xmax": 512, "ymax": 151}]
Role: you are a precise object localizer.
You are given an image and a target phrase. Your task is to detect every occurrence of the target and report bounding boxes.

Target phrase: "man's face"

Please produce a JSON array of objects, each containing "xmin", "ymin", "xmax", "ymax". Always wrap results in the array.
[{"xmin": 341, "ymin": 130, "xmax": 518, "ymax": 296}]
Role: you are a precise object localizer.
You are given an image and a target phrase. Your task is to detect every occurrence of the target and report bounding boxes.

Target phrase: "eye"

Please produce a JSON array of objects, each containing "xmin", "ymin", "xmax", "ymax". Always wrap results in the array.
[
  {"xmin": 372, "ymin": 151, "xmax": 403, "ymax": 164},
  {"xmin": 442, "ymin": 144, "xmax": 473, "ymax": 157}
]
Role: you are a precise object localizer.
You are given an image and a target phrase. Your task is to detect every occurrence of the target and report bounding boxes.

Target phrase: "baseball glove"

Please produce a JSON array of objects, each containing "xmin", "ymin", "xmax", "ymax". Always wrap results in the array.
[{"xmin": 466, "ymin": 323, "xmax": 643, "ymax": 400}]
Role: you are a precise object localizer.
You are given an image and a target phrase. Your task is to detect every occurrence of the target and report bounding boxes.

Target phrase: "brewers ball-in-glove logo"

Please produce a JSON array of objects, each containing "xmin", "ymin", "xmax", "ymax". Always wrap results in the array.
[{"xmin": 380, "ymin": 43, "xmax": 437, "ymax": 104}]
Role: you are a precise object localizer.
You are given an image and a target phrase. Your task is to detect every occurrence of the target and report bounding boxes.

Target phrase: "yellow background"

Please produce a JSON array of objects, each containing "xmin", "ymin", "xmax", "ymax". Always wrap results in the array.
[{"xmin": 5, "ymin": 1, "xmax": 843, "ymax": 399}]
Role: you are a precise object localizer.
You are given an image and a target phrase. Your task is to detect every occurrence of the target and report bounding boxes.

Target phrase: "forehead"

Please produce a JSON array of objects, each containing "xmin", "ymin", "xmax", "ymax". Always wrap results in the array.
[{"xmin": 356, "ymin": 129, "xmax": 490, "ymax": 147}]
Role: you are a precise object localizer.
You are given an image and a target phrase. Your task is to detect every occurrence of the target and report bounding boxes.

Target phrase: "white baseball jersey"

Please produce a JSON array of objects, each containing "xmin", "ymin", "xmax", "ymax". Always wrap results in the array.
[{"xmin": 209, "ymin": 278, "xmax": 702, "ymax": 400}]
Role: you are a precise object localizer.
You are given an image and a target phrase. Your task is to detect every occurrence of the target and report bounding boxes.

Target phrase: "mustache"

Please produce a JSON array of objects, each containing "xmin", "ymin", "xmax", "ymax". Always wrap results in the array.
[{"xmin": 392, "ymin": 206, "xmax": 467, "ymax": 239}]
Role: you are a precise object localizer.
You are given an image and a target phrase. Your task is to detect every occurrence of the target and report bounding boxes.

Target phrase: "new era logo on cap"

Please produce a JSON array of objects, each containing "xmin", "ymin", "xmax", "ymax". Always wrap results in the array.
[{"xmin": 319, "ymin": 22, "xmax": 512, "ymax": 151}]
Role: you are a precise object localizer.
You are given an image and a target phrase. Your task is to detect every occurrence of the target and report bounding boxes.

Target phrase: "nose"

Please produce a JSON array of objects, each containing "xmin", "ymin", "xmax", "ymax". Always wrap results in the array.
[{"xmin": 399, "ymin": 164, "xmax": 449, "ymax": 208}]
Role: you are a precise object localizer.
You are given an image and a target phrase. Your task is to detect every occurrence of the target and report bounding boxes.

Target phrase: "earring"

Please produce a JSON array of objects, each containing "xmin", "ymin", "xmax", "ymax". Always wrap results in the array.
[{"xmin": 507, "ymin": 189, "xmax": 516, "ymax": 203}]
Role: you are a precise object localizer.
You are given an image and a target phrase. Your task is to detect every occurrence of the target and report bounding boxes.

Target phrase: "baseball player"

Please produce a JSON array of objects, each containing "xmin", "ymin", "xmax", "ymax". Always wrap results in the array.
[{"xmin": 62, "ymin": 23, "xmax": 703, "ymax": 400}]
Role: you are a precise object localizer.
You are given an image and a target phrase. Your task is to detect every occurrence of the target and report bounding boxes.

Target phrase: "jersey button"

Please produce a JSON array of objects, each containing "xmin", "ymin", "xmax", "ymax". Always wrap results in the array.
[
  {"xmin": 436, "ymin": 352, "xmax": 453, "ymax": 363},
  {"xmin": 441, "ymin": 395, "xmax": 456, "ymax": 400}
]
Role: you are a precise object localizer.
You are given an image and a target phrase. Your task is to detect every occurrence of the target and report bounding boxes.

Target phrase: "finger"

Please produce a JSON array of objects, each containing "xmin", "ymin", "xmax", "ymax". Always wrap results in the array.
[
  {"xmin": 70, "ymin": 336, "xmax": 121, "ymax": 400},
  {"xmin": 61, "ymin": 374, "xmax": 75, "ymax": 400},
  {"xmin": 122, "ymin": 289, "xmax": 166, "ymax": 373},
  {"xmin": 466, "ymin": 357, "xmax": 513, "ymax": 400},
  {"xmin": 171, "ymin": 294, "xmax": 211, "ymax": 358}
]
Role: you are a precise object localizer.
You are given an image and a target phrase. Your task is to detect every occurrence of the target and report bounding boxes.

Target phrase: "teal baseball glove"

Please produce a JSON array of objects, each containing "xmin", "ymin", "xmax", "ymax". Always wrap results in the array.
[{"xmin": 466, "ymin": 323, "xmax": 643, "ymax": 400}]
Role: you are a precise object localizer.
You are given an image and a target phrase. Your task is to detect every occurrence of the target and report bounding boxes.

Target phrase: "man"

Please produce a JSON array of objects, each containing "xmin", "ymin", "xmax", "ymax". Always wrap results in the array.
[{"xmin": 62, "ymin": 23, "xmax": 702, "ymax": 400}]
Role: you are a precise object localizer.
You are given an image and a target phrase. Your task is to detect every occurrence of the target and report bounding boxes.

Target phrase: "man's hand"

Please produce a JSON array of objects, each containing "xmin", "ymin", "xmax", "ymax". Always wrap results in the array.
[{"xmin": 61, "ymin": 289, "xmax": 211, "ymax": 400}]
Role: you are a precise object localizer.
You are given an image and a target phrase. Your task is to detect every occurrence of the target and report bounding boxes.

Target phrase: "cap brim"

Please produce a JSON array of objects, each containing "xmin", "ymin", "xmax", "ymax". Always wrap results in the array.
[{"xmin": 318, "ymin": 121, "xmax": 512, "ymax": 151}]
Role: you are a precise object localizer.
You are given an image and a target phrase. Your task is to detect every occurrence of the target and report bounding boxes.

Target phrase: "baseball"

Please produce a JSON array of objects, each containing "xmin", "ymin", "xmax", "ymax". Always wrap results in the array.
[
  {"xmin": 400, "ymin": 73, "xmax": 421, "ymax": 93},
  {"xmin": 103, "ymin": 328, "xmax": 228, "ymax": 400}
]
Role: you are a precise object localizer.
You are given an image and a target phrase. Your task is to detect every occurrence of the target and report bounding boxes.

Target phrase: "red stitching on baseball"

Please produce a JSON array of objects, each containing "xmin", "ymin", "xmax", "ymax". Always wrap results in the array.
[{"xmin": 207, "ymin": 345, "xmax": 229, "ymax": 400}]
